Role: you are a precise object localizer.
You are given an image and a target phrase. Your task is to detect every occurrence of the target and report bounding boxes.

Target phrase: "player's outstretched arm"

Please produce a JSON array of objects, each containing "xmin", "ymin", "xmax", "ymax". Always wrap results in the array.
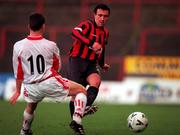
[
  {"xmin": 9, "ymin": 90, "xmax": 20, "ymax": 104},
  {"xmin": 9, "ymin": 79, "xmax": 22, "ymax": 104}
]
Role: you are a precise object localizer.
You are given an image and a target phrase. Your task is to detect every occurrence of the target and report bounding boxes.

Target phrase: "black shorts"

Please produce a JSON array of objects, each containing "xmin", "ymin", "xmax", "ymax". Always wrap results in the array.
[{"xmin": 67, "ymin": 57, "xmax": 100, "ymax": 87}]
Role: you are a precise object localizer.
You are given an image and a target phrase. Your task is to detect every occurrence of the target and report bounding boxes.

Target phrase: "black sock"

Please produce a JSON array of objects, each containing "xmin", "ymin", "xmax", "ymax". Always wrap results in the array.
[
  {"xmin": 69, "ymin": 101, "xmax": 74, "ymax": 118},
  {"xmin": 86, "ymin": 86, "xmax": 98, "ymax": 106}
]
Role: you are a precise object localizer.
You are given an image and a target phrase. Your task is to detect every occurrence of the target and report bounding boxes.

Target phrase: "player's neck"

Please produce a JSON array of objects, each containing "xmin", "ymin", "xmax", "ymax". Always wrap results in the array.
[{"xmin": 29, "ymin": 29, "xmax": 43, "ymax": 37}]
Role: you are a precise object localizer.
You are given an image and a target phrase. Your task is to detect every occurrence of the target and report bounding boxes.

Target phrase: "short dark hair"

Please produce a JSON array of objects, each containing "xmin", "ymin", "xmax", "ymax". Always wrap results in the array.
[
  {"xmin": 29, "ymin": 13, "xmax": 45, "ymax": 31},
  {"xmin": 94, "ymin": 3, "xmax": 110, "ymax": 15}
]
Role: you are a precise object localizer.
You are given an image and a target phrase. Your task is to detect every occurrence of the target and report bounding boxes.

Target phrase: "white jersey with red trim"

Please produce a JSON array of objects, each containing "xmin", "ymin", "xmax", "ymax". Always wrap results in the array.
[{"xmin": 13, "ymin": 36, "xmax": 61, "ymax": 84}]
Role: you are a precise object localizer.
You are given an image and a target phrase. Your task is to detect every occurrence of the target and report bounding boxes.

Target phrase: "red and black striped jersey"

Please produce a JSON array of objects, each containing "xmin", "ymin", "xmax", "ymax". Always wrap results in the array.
[{"xmin": 69, "ymin": 19, "xmax": 109, "ymax": 67}]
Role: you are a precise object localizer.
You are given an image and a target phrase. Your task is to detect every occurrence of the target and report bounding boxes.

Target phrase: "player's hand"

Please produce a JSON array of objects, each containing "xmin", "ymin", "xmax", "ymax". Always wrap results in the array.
[
  {"xmin": 9, "ymin": 90, "xmax": 20, "ymax": 105},
  {"xmin": 92, "ymin": 42, "xmax": 102, "ymax": 54},
  {"xmin": 101, "ymin": 63, "xmax": 110, "ymax": 72}
]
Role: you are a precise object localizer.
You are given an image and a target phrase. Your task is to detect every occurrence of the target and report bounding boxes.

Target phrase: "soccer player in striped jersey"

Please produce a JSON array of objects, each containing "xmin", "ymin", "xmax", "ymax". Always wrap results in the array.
[
  {"xmin": 10, "ymin": 13, "xmax": 87, "ymax": 135},
  {"xmin": 68, "ymin": 4, "xmax": 110, "ymax": 118}
]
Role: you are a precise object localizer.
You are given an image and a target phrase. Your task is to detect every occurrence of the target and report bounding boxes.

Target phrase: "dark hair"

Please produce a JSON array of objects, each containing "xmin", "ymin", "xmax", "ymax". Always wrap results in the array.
[
  {"xmin": 29, "ymin": 13, "xmax": 45, "ymax": 31},
  {"xmin": 93, "ymin": 3, "xmax": 110, "ymax": 15}
]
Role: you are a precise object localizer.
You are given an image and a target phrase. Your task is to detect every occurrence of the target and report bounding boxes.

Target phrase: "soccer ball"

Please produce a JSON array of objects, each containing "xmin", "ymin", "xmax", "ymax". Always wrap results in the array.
[{"xmin": 127, "ymin": 112, "xmax": 148, "ymax": 133}]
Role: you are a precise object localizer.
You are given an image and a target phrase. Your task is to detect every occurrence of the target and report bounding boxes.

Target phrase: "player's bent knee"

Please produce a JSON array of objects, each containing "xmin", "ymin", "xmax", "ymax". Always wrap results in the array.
[
  {"xmin": 78, "ymin": 87, "xmax": 87, "ymax": 96},
  {"xmin": 88, "ymin": 78, "xmax": 101, "ymax": 87},
  {"xmin": 76, "ymin": 83, "xmax": 87, "ymax": 95},
  {"xmin": 68, "ymin": 84, "xmax": 87, "ymax": 96}
]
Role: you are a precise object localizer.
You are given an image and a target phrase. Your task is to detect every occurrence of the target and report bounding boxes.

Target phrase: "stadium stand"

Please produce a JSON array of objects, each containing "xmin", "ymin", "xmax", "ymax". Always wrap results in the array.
[{"xmin": 0, "ymin": 0, "xmax": 179, "ymax": 80}]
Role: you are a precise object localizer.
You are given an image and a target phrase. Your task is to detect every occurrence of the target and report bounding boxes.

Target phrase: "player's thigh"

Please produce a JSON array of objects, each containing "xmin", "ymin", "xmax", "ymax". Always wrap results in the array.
[
  {"xmin": 67, "ymin": 80, "xmax": 86, "ymax": 96},
  {"xmin": 68, "ymin": 57, "xmax": 86, "ymax": 85},
  {"xmin": 43, "ymin": 77, "xmax": 69, "ymax": 97},
  {"xmin": 23, "ymin": 84, "xmax": 44, "ymax": 103},
  {"xmin": 86, "ymin": 63, "xmax": 101, "ymax": 87},
  {"xmin": 68, "ymin": 58, "xmax": 81, "ymax": 80}
]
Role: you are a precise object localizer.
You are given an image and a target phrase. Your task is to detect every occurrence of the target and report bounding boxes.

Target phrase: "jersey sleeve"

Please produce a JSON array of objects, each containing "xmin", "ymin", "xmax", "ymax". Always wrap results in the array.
[
  {"xmin": 52, "ymin": 44, "xmax": 61, "ymax": 72},
  {"xmin": 72, "ymin": 20, "xmax": 93, "ymax": 46},
  {"xmin": 12, "ymin": 44, "xmax": 24, "ymax": 80},
  {"xmin": 12, "ymin": 45, "xmax": 18, "ymax": 78}
]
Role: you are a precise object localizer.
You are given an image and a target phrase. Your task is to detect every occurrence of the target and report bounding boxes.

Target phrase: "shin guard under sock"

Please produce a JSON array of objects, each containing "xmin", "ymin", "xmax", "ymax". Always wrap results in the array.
[{"xmin": 86, "ymin": 86, "xmax": 98, "ymax": 106}]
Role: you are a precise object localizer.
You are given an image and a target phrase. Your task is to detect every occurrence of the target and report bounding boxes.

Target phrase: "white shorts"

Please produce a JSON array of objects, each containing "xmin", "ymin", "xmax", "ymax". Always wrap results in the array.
[{"xmin": 23, "ymin": 75, "xmax": 69, "ymax": 103}]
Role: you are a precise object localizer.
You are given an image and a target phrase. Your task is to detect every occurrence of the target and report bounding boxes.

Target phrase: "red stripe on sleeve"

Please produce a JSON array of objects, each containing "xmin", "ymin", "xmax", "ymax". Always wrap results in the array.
[
  {"xmin": 52, "ymin": 54, "xmax": 59, "ymax": 71},
  {"xmin": 17, "ymin": 57, "xmax": 24, "ymax": 80},
  {"xmin": 72, "ymin": 21, "xmax": 91, "ymax": 44},
  {"xmin": 89, "ymin": 52, "xmax": 95, "ymax": 60},
  {"xmin": 72, "ymin": 29, "xmax": 90, "ymax": 44},
  {"xmin": 70, "ymin": 41, "xmax": 81, "ymax": 57},
  {"xmin": 81, "ymin": 46, "xmax": 89, "ymax": 59}
]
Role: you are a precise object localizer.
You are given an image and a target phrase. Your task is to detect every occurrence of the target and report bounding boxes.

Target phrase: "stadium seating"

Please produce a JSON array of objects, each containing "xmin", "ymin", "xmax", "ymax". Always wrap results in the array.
[{"xmin": 0, "ymin": 0, "xmax": 179, "ymax": 80}]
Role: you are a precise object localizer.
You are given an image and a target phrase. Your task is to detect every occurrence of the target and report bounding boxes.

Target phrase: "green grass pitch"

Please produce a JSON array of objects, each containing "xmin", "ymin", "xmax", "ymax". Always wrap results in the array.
[{"xmin": 0, "ymin": 100, "xmax": 180, "ymax": 135}]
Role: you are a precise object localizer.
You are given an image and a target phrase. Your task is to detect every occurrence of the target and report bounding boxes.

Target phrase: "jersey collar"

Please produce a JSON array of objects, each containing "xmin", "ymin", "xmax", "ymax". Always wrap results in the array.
[{"xmin": 27, "ymin": 36, "xmax": 43, "ymax": 40}]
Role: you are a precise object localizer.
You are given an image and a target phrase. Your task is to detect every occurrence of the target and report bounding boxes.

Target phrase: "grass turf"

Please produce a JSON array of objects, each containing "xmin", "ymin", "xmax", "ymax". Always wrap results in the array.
[{"xmin": 0, "ymin": 100, "xmax": 180, "ymax": 135}]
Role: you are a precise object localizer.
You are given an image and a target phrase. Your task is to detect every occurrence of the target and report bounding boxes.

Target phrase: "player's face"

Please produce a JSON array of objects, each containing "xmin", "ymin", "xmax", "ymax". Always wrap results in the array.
[{"xmin": 94, "ymin": 9, "xmax": 109, "ymax": 27}]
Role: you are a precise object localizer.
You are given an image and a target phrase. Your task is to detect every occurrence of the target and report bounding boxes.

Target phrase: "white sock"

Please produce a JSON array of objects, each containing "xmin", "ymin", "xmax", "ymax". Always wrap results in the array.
[
  {"xmin": 22, "ymin": 110, "xmax": 34, "ymax": 130},
  {"xmin": 73, "ymin": 93, "xmax": 87, "ymax": 124}
]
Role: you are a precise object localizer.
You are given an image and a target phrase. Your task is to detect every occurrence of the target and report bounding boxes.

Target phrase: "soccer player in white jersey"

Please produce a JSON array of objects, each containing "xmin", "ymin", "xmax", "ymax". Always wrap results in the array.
[{"xmin": 10, "ymin": 13, "xmax": 87, "ymax": 135}]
